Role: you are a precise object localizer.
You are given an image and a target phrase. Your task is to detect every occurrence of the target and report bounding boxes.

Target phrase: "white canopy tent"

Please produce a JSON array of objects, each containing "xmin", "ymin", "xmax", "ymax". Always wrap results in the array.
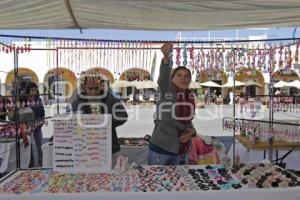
[
  {"xmin": 0, "ymin": 0, "xmax": 300, "ymax": 30},
  {"xmin": 287, "ymin": 80, "xmax": 300, "ymax": 89},
  {"xmin": 199, "ymin": 81, "xmax": 222, "ymax": 88},
  {"xmin": 222, "ymin": 80, "xmax": 245, "ymax": 88},
  {"xmin": 111, "ymin": 80, "xmax": 134, "ymax": 88},
  {"xmin": 244, "ymin": 80, "xmax": 263, "ymax": 88},
  {"xmin": 134, "ymin": 80, "xmax": 158, "ymax": 90},
  {"xmin": 273, "ymin": 80, "xmax": 289, "ymax": 88}
]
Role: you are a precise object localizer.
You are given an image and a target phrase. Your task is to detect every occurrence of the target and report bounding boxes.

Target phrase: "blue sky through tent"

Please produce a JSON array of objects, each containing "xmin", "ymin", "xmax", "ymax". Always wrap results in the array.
[{"xmin": 0, "ymin": 27, "xmax": 298, "ymax": 41}]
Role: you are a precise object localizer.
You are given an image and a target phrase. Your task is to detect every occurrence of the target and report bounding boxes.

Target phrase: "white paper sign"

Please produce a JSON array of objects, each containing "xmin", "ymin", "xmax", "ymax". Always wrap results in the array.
[{"xmin": 53, "ymin": 114, "xmax": 112, "ymax": 173}]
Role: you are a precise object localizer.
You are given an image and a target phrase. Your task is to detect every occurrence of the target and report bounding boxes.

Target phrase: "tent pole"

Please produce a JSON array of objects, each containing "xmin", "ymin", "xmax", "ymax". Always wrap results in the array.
[
  {"xmin": 13, "ymin": 50, "xmax": 21, "ymax": 169},
  {"xmin": 56, "ymin": 49, "xmax": 60, "ymax": 114}
]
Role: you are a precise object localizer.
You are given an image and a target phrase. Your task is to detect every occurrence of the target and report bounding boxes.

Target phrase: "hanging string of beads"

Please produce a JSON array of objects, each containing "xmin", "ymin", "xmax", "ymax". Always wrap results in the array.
[
  {"xmin": 188, "ymin": 45, "xmax": 195, "ymax": 70},
  {"xmin": 182, "ymin": 43, "xmax": 188, "ymax": 66},
  {"xmin": 176, "ymin": 44, "xmax": 181, "ymax": 66}
]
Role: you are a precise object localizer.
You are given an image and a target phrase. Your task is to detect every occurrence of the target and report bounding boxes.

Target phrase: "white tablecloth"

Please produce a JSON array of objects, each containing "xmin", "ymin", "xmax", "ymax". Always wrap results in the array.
[
  {"xmin": 0, "ymin": 138, "xmax": 31, "ymax": 174},
  {"xmin": 0, "ymin": 187, "xmax": 299, "ymax": 200},
  {"xmin": 42, "ymin": 143, "xmax": 148, "ymax": 168},
  {"xmin": 227, "ymin": 140, "xmax": 300, "ymax": 170}
]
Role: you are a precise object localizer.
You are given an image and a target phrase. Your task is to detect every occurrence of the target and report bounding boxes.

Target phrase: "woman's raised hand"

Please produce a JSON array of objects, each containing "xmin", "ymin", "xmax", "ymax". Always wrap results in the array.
[{"xmin": 161, "ymin": 43, "xmax": 173, "ymax": 64}]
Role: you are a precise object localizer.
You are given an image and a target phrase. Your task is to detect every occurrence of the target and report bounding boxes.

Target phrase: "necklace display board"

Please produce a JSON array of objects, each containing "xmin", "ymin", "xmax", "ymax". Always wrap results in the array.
[{"xmin": 53, "ymin": 114, "xmax": 112, "ymax": 173}]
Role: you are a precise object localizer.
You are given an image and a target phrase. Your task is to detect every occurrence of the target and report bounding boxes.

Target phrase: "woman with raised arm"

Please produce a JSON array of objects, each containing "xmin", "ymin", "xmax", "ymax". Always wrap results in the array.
[{"xmin": 148, "ymin": 43, "xmax": 196, "ymax": 165}]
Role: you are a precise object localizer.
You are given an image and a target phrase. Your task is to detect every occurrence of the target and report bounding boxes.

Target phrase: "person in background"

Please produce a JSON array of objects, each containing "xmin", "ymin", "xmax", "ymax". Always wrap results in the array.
[
  {"xmin": 239, "ymin": 92, "xmax": 246, "ymax": 113},
  {"xmin": 0, "ymin": 96, "xmax": 7, "ymax": 121},
  {"xmin": 71, "ymin": 73, "xmax": 128, "ymax": 166},
  {"xmin": 148, "ymin": 43, "xmax": 196, "ymax": 165},
  {"xmin": 25, "ymin": 82, "xmax": 45, "ymax": 167}
]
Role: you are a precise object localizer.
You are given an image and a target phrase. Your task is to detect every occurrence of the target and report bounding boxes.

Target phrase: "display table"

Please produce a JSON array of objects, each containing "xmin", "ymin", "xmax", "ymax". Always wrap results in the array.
[
  {"xmin": 0, "ymin": 187, "xmax": 299, "ymax": 200},
  {"xmin": 0, "ymin": 164, "xmax": 299, "ymax": 200},
  {"xmin": 228, "ymin": 135, "xmax": 300, "ymax": 170},
  {"xmin": 0, "ymin": 138, "xmax": 31, "ymax": 174},
  {"xmin": 235, "ymin": 135, "xmax": 300, "ymax": 150},
  {"xmin": 42, "ymin": 143, "xmax": 148, "ymax": 168}
]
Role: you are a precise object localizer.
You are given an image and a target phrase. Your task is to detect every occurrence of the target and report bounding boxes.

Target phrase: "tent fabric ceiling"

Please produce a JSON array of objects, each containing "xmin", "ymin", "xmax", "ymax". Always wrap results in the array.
[{"xmin": 0, "ymin": 0, "xmax": 300, "ymax": 30}]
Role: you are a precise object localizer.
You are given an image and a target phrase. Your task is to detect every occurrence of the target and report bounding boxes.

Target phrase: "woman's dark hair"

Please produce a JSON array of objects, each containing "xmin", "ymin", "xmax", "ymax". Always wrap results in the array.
[
  {"xmin": 171, "ymin": 66, "xmax": 192, "ymax": 80},
  {"xmin": 25, "ymin": 82, "xmax": 39, "ymax": 95}
]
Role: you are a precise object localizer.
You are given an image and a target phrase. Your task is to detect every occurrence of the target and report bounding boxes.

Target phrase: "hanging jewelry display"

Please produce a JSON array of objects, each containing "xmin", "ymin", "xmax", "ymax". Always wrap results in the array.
[
  {"xmin": 86, "ymin": 40, "xmax": 90, "ymax": 70},
  {"xmin": 90, "ymin": 40, "xmax": 94, "ymax": 68},
  {"xmin": 286, "ymin": 45, "xmax": 292, "ymax": 69},
  {"xmin": 209, "ymin": 45, "xmax": 214, "ymax": 71},
  {"xmin": 67, "ymin": 40, "xmax": 70, "ymax": 70},
  {"xmin": 95, "ymin": 41, "xmax": 98, "ymax": 68},
  {"xmin": 200, "ymin": 47, "xmax": 205, "ymax": 71},
  {"xmin": 108, "ymin": 42, "xmax": 112, "ymax": 70},
  {"xmin": 220, "ymin": 45, "xmax": 225, "ymax": 71},
  {"xmin": 89, "ymin": 40, "xmax": 93, "ymax": 68},
  {"xmin": 113, "ymin": 42, "xmax": 116, "ymax": 75},
  {"xmin": 255, "ymin": 45, "xmax": 261, "ymax": 70},
  {"xmin": 104, "ymin": 41, "xmax": 108, "ymax": 69},
  {"xmin": 283, "ymin": 45, "xmax": 288, "ymax": 69},
  {"xmin": 96, "ymin": 40, "xmax": 99, "ymax": 68},
  {"xmin": 119, "ymin": 42, "xmax": 123, "ymax": 76},
  {"xmin": 128, "ymin": 42, "xmax": 131, "ymax": 68},
  {"xmin": 250, "ymin": 44, "xmax": 255, "ymax": 68},
  {"xmin": 261, "ymin": 44, "xmax": 267, "ymax": 72},
  {"xmin": 122, "ymin": 42, "xmax": 125, "ymax": 75},
  {"xmin": 241, "ymin": 45, "xmax": 246, "ymax": 69},
  {"xmin": 74, "ymin": 41, "xmax": 77, "ymax": 73},
  {"xmin": 64, "ymin": 39, "xmax": 68, "ymax": 69},
  {"xmin": 53, "ymin": 39, "xmax": 56, "ymax": 70},
  {"xmin": 141, "ymin": 43, "xmax": 150, "ymax": 71},
  {"xmin": 136, "ymin": 42, "xmax": 140, "ymax": 68},
  {"xmin": 214, "ymin": 45, "xmax": 219, "ymax": 70},
  {"xmin": 46, "ymin": 39, "xmax": 51, "ymax": 70},
  {"xmin": 141, "ymin": 42, "xmax": 145, "ymax": 70},
  {"xmin": 148, "ymin": 43, "xmax": 153, "ymax": 72},
  {"xmin": 68, "ymin": 40, "xmax": 72, "ymax": 69},
  {"xmin": 188, "ymin": 45, "xmax": 194, "ymax": 69},
  {"xmin": 73, "ymin": 40, "xmax": 76, "ymax": 71},
  {"xmin": 77, "ymin": 41, "xmax": 81, "ymax": 72},
  {"xmin": 278, "ymin": 43, "xmax": 283, "ymax": 69},
  {"xmin": 131, "ymin": 42, "xmax": 135, "ymax": 68},
  {"xmin": 195, "ymin": 48, "xmax": 201, "ymax": 74},
  {"xmin": 205, "ymin": 48, "xmax": 209, "ymax": 72},
  {"xmin": 245, "ymin": 44, "xmax": 250, "ymax": 68},
  {"xmin": 83, "ymin": 41, "xmax": 87, "ymax": 71},
  {"xmin": 125, "ymin": 42, "xmax": 129, "ymax": 70},
  {"xmin": 144, "ymin": 42, "xmax": 148, "ymax": 71},
  {"xmin": 99, "ymin": 41, "xmax": 102, "ymax": 68},
  {"xmin": 63, "ymin": 39, "xmax": 67, "ymax": 67},
  {"xmin": 58, "ymin": 39, "xmax": 62, "ymax": 67},
  {"xmin": 127, "ymin": 42, "xmax": 131, "ymax": 69},
  {"xmin": 182, "ymin": 43, "xmax": 188, "ymax": 67},
  {"xmin": 111, "ymin": 41, "xmax": 115, "ymax": 70},
  {"xmin": 176, "ymin": 44, "xmax": 181, "ymax": 66},
  {"xmin": 135, "ymin": 42, "xmax": 138, "ymax": 68}
]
